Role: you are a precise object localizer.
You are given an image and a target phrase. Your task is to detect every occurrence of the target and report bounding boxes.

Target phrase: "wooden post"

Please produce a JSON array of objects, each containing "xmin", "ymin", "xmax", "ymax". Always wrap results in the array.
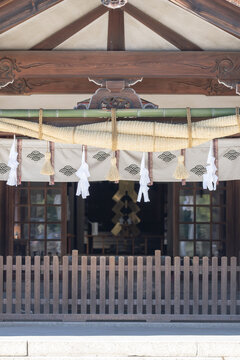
[
  {"xmin": 165, "ymin": 256, "xmax": 171, "ymax": 314},
  {"xmin": 6, "ymin": 256, "xmax": 12, "ymax": 313},
  {"xmin": 0, "ymin": 182, "xmax": 6, "ymax": 255},
  {"xmin": 155, "ymin": 250, "xmax": 161, "ymax": 315},
  {"xmin": 127, "ymin": 256, "xmax": 133, "ymax": 315},
  {"xmin": 71, "ymin": 250, "xmax": 78, "ymax": 314},
  {"xmin": 43, "ymin": 256, "xmax": 50, "ymax": 314},
  {"xmin": 137, "ymin": 257, "xmax": 143, "ymax": 314},
  {"xmin": 80, "ymin": 256, "xmax": 87, "ymax": 315},
  {"xmin": 15, "ymin": 256, "xmax": 22, "ymax": 314}
]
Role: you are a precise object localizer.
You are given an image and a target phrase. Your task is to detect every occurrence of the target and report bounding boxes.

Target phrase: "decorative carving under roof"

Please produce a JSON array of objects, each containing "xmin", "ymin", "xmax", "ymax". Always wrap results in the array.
[
  {"xmin": 101, "ymin": 0, "xmax": 127, "ymax": 9},
  {"xmin": 75, "ymin": 79, "xmax": 158, "ymax": 110}
]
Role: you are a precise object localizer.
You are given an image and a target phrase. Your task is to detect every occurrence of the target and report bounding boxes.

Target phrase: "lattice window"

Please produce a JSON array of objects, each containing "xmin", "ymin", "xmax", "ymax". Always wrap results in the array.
[
  {"xmin": 175, "ymin": 182, "xmax": 227, "ymax": 257},
  {"xmin": 10, "ymin": 182, "xmax": 67, "ymax": 256}
]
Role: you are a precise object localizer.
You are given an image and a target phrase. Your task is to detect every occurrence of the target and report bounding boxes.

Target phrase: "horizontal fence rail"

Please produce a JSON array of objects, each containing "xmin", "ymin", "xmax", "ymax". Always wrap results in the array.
[{"xmin": 0, "ymin": 251, "xmax": 240, "ymax": 321}]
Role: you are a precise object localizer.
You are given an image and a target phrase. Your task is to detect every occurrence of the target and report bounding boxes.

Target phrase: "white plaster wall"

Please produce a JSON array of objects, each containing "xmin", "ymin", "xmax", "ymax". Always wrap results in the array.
[
  {"xmin": 0, "ymin": 94, "xmax": 240, "ymax": 109},
  {"xmin": 0, "ymin": 0, "xmax": 100, "ymax": 49},
  {"xmin": 128, "ymin": 0, "xmax": 240, "ymax": 50},
  {"xmin": 55, "ymin": 13, "xmax": 108, "ymax": 50},
  {"xmin": 124, "ymin": 13, "xmax": 178, "ymax": 50}
]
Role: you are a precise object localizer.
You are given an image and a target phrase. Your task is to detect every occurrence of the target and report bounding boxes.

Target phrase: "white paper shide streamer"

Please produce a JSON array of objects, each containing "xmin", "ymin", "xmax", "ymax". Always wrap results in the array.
[
  {"xmin": 7, "ymin": 135, "xmax": 19, "ymax": 186},
  {"xmin": 203, "ymin": 140, "xmax": 218, "ymax": 191},
  {"xmin": 137, "ymin": 152, "xmax": 150, "ymax": 202},
  {"xmin": 76, "ymin": 146, "xmax": 90, "ymax": 199}
]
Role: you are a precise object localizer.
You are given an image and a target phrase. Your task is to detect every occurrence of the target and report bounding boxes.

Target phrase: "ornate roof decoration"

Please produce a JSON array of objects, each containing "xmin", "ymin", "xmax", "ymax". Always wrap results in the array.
[{"xmin": 101, "ymin": 0, "xmax": 127, "ymax": 9}]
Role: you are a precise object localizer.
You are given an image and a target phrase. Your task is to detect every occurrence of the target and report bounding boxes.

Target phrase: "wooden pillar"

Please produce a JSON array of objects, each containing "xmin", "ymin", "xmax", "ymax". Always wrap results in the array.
[
  {"xmin": 227, "ymin": 181, "xmax": 240, "ymax": 258},
  {"xmin": 76, "ymin": 190, "xmax": 85, "ymax": 254},
  {"xmin": 0, "ymin": 182, "xmax": 7, "ymax": 255},
  {"xmin": 167, "ymin": 183, "xmax": 175, "ymax": 257}
]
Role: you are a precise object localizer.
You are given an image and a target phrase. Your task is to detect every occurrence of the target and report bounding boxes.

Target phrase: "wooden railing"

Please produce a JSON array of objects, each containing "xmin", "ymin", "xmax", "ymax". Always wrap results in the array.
[{"xmin": 0, "ymin": 250, "xmax": 240, "ymax": 321}]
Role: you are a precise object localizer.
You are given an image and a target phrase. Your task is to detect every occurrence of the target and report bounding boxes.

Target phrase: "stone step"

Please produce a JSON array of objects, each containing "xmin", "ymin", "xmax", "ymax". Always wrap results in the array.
[
  {"xmin": 1, "ymin": 337, "xmax": 240, "ymax": 358},
  {"xmin": 0, "ymin": 357, "xmax": 228, "ymax": 360}
]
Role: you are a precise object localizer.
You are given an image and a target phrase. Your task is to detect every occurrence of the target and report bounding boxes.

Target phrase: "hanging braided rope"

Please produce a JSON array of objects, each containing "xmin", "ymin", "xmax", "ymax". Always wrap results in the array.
[{"xmin": 0, "ymin": 114, "xmax": 239, "ymax": 152}]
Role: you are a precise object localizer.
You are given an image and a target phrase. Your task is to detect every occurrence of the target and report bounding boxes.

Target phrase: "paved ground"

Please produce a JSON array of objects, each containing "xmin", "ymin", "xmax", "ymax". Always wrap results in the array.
[{"xmin": 0, "ymin": 322, "xmax": 239, "ymax": 336}]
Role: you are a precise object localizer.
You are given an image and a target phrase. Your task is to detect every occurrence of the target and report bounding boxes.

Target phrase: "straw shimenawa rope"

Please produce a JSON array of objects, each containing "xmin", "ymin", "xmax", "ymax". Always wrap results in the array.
[{"xmin": 0, "ymin": 115, "xmax": 239, "ymax": 152}]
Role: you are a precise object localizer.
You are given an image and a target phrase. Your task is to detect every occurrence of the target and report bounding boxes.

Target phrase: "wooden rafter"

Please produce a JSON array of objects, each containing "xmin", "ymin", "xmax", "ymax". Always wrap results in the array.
[
  {"xmin": 107, "ymin": 9, "xmax": 125, "ymax": 50},
  {"xmin": 0, "ymin": 77, "xmax": 236, "ymax": 96},
  {"xmin": 32, "ymin": 5, "xmax": 108, "ymax": 50},
  {"xmin": 0, "ymin": 51, "xmax": 239, "ymax": 80},
  {"xmin": 0, "ymin": 0, "xmax": 15, "ymax": 8},
  {"xmin": 169, "ymin": 0, "xmax": 240, "ymax": 39},
  {"xmin": 225, "ymin": 0, "xmax": 240, "ymax": 7},
  {"xmin": 0, "ymin": 0, "xmax": 64, "ymax": 34},
  {"xmin": 124, "ymin": 3, "xmax": 202, "ymax": 51}
]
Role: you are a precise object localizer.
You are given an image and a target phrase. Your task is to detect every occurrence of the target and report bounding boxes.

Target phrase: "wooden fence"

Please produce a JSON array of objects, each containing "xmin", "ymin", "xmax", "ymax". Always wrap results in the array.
[{"xmin": 0, "ymin": 250, "xmax": 240, "ymax": 321}]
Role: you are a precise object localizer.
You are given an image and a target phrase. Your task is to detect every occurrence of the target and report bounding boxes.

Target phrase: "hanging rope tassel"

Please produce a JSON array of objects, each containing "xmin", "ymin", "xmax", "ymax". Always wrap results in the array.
[
  {"xmin": 106, "ymin": 108, "xmax": 120, "ymax": 182},
  {"xmin": 40, "ymin": 140, "xmax": 54, "ymax": 176},
  {"xmin": 181, "ymin": 149, "xmax": 186, "ymax": 186},
  {"xmin": 174, "ymin": 154, "xmax": 189, "ymax": 180},
  {"xmin": 38, "ymin": 110, "xmax": 54, "ymax": 176},
  {"xmin": 40, "ymin": 151, "xmax": 55, "ymax": 175},
  {"xmin": 203, "ymin": 140, "xmax": 218, "ymax": 191},
  {"xmin": 76, "ymin": 145, "xmax": 90, "ymax": 199},
  {"xmin": 107, "ymin": 156, "xmax": 120, "ymax": 182},
  {"xmin": 137, "ymin": 152, "xmax": 150, "ymax": 203},
  {"xmin": 7, "ymin": 135, "xmax": 19, "ymax": 186},
  {"xmin": 174, "ymin": 107, "xmax": 192, "ymax": 180}
]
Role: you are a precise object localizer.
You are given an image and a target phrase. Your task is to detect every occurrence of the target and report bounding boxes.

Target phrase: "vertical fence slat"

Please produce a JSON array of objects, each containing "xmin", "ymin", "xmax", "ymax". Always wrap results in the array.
[
  {"xmin": 127, "ymin": 256, "xmax": 133, "ymax": 314},
  {"xmin": 34, "ymin": 256, "xmax": 40, "ymax": 314},
  {"xmin": 183, "ymin": 256, "xmax": 190, "ymax": 314},
  {"xmin": 15, "ymin": 256, "xmax": 22, "ymax": 314},
  {"xmin": 212, "ymin": 256, "xmax": 218, "ymax": 315},
  {"xmin": 71, "ymin": 250, "xmax": 78, "ymax": 314},
  {"xmin": 137, "ymin": 257, "xmax": 143, "ymax": 314},
  {"xmin": 25, "ymin": 256, "xmax": 31, "ymax": 314},
  {"xmin": 100, "ymin": 257, "xmax": 106, "ymax": 314},
  {"xmin": 62, "ymin": 256, "xmax": 68, "ymax": 314},
  {"xmin": 118, "ymin": 257, "xmax": 124, "ymax": 314},
  {"xmin": 44, "ymin": 256, "xmax": 50, "ymax": 314},
  {"xmin": 202, "ymin": 257, "xmax": 209, "ymax": 315},
  {"xmin": 155, "ymin": 251, "xmax": 161, "ymax": 314},
  {"xmin": 193, "ymin": 256, "xmax": 199, "ymax": 315},
  {"xmin": 6, "ymin": 256, "xmax": 12, "ymax": 313},
  {"xmin": 80, "ymin": 256, "xmax": 87, "ymax": 315},
  {"xmin": 90, "ymin": 256, "xmax": 96, "ymax": 314},
  {"xmin": 1, "ymin": 254, "xmax": 238, "ymax": 320},
  {"xmin": 165, "ymin": 256, "xmax": 171, "ymax": 314},
  {"xmin": 221, "ymin": 256, "xmax": 228, "ymax": 315},
  {"xmin": 0, "ymin": 256, "xmax": 3, "ymax": 314},
  {"xmin": 53, "ymin": 256, "xmax": 59, "ymax": 314},
  {"xmin": 230, "ymin": 257, "xmax": 237, "ymax": 315},
  {"xmin": 146, "ymin": 256, "xmax": 153, "ymax": 314},
  {"xmin": 174, "ymin": 256, "xmax": 180, "ymax": 315},
  {"xmin": 109, "ymin": 256, "xmax": 115, "ymax": 314}
]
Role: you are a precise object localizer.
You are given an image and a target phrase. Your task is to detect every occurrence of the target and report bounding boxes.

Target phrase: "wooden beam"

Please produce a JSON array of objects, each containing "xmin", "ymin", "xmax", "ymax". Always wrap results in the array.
[
  {"xmin": 0, "ymin": 0, "xmax": 64, "ymax": 34},
  {"xmin": 0, "ymin": 1, "xmax": 15, "ymax": 9},
  {"xmin": 32, "ymin": 5, "xmax": 108, "ymax": 50},
  {"xmin": 107, "ymin": 9, "xmax": 125, "ymax": 50},
  {"xmin": 0, "ymin": 51, "xmax": 239, "ymax": 83},
  {"xmin": 169, "ymin": 0, "xmax": 240, "ymax": 39},
  {"xmin": 124, "ymin": 3, "xmax": 201, "ymax": 51},
  {"xmin": 225, "ymin": 0, "xmax": 240, "ymax": 7},
  {"xmin": 0, "ymin": 77, "xmax": 236, "ymax": 95}
]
